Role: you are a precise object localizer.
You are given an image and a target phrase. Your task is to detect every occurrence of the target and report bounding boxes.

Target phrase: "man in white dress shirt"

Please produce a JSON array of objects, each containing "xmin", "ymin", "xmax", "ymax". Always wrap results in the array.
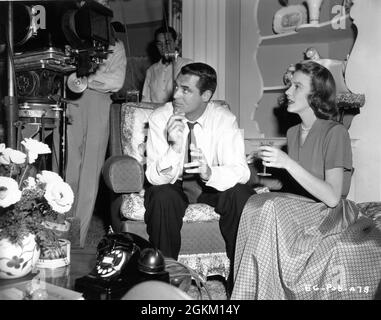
[
  {"xmin": 142, "ymin": 26, "xmax": 192, "ymax": 103},
  {"xmin": 144, "ymin": 63, "xmax": 255, "ymax": 276}
]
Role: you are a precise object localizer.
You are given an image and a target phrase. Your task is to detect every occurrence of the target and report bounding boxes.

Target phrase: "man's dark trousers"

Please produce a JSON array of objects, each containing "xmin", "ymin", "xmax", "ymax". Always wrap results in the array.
[{"xmin": 144, "ymin": 181, "xmax": 255, "ymax": 261}]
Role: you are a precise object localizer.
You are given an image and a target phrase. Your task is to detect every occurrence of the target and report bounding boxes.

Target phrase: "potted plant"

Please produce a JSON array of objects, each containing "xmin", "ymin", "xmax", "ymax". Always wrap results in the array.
[{"xmin": 0, "ymin": 139, "xmax": 74, "ymax": 279}]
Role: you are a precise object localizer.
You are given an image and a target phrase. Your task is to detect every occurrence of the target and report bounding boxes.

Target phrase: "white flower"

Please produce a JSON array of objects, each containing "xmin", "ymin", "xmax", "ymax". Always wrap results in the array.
[
  {"xmin": 24, "ymin": 177, "xmax": 37, "ymax": 189},
  {"xmin": 0, "ymin": 147, "xmax": 26, "ymax": 165},
  {"xmin": 0, "ymin": 177, "xmax": 22, "ymax": 208},
  {"xmin": 21, "ymin": 138, "xmax": 51, "ymax": 164},
  {"xmin": 0, "ymin": 148, "xmax": 11, "ymax": 165},
  {"xmin": 36, "ymin": 170, "xmax": 63, "ymax": 185},
  {"xmin": 44, "ymin": 181, "xmax": 74, "ymax": 214},
  {"xmin": 8, "ymin": 149, "xmax": 27, "ymax": 165}
]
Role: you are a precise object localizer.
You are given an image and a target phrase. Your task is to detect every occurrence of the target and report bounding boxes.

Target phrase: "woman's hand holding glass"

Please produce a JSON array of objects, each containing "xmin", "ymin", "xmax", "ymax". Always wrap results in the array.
[
  {"xmin": 258, "ymin": 142, "xmax": 290, "ymax": 171},
  {"xmin": 257, "ymin": 141, "xmax": 274, "ymax": 176}
]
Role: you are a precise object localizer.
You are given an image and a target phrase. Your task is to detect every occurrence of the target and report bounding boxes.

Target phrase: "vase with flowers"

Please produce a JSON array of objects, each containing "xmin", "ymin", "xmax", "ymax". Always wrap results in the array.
[{"xmin": 0, "ymin": 138, "xmax": 74, "ymax": 279}]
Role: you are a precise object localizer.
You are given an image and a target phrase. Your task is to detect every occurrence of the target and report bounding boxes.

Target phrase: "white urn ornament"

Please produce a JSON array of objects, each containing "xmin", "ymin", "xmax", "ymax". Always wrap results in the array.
[{"xmin": 306, "ymin": 0, "xmax": 324, "ymax": 25}]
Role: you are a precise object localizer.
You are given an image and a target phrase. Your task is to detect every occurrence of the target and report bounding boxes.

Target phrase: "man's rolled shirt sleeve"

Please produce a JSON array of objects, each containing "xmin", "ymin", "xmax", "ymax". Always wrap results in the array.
[
  {"xmin": 87, "ymin": 41, "xmax": 127, "ymax": 93},
  {"xmin": 145, "ymin": 111, "xmax": 183, "ymax": 185}
]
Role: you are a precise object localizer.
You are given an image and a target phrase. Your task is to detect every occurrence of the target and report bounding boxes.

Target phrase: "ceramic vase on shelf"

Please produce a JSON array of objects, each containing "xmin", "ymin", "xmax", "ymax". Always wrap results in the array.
[
  {"xmin": 306, "ymin": 0, "xmax": 324, "ymax": 25},
  {"xmin": 0, "ymin": 233, "xmax": 40, "ymax": 279}
]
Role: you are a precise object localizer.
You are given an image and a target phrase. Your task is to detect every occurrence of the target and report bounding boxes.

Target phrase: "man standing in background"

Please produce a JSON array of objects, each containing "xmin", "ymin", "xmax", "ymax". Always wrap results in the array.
[
  {"xmin": 66, "ymin": 0, "xmax": 127, "ymax": 248},
  {"xmin": 142, "ymin": 26, "xmax": 192, "ymax": 103}
]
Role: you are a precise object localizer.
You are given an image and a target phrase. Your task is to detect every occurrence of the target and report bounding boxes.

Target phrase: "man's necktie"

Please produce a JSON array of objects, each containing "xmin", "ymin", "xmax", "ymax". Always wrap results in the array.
[
  {"xmin": 182, "ymin": 122, "xmax": 203, "ymax": 203},
  {"xmin": 184, "ymin": 122, "xmax": 196, "ymax": 169}
]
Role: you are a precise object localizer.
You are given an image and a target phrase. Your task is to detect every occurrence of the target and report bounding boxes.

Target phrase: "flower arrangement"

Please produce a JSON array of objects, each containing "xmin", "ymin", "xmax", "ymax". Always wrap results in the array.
[{"xmin": 0, "ymin": 139, "xmax": 74, "ymax": 257}]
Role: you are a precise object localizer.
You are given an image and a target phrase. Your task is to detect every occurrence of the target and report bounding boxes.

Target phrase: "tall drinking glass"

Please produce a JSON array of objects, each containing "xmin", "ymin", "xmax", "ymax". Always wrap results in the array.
[{"xmin": 257, "ymin": 141, "xmax": 274, "ymax": 177}]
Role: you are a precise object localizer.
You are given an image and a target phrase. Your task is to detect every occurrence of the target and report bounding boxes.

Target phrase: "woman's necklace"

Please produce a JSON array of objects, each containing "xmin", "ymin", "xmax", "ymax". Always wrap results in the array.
[
  {"xmin": 301, "ymin": 124, "xmax": 312, "ymax": 132},
  {"xmin": 300, "ymin": 124, "xmax": 311, "ymax": 146}
]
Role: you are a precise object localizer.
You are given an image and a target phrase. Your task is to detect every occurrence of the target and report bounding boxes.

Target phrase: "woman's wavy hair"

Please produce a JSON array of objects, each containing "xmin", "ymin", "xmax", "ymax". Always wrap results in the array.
[{"xmin": 295, "ymin": 61, "xmax": 338, "ymax": 120}]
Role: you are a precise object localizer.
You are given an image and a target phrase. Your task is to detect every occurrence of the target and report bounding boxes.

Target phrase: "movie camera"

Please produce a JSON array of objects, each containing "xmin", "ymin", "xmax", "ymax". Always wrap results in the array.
[{"xmin": 0, "ymin": 0, "xmax": 116, "ymax": 174}]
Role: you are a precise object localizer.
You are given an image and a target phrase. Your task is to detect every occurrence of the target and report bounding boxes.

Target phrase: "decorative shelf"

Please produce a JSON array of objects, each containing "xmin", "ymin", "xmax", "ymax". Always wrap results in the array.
[
  {"xmin": 260, "ymin": 14, "xmax": 353, "ymax": 46},
  {"xmin": 263, "ymin": 85, "xmax": 287, "ymax": 92},
  {"xmin": 245, "ymin": 137, "xmax": 287, "ymax": 143}
]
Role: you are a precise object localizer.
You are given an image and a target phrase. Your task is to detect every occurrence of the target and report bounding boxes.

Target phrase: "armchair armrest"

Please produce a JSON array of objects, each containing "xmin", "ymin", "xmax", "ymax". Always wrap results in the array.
[{"xmin": 102, "ymin": 155, "xmax": 145, "ymax": 193}]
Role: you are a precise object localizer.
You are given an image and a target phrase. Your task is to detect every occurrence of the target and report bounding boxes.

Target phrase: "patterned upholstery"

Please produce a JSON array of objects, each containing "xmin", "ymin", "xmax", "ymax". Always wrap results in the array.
[
  {"xmin": 121, "ymin": 102, "xmax": 156, "ymax": 165},
  {"xmin": 121, "ymin": 192, "xmax": 220, "ymax": 222}
]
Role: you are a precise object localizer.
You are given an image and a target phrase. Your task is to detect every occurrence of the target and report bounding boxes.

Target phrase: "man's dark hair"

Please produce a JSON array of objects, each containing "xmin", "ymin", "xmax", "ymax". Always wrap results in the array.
[
  {"xmin": 154, "ymin": 26, "xmax": 177, "ymax": 41},
  {"xmin": 180, "ymin": 63, "xmax": 217, "ymax": 96}
]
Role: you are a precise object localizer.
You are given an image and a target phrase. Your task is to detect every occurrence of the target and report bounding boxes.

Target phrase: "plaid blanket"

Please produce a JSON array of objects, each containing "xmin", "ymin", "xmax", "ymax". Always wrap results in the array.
[{"xmin": 231, "ymin": 193, "xmax": 381, "ymax": 300}]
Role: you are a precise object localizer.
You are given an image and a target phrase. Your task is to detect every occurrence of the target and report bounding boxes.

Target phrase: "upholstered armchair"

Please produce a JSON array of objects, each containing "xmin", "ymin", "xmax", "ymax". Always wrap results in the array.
[{"xmin": 102, "ymin": 100, "xmax": 238, "ymax": 280}]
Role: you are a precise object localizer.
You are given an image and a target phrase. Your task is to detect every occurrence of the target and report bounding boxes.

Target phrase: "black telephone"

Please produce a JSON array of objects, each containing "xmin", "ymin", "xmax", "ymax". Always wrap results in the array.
[
  {"xmin": 92, "ymin": 232, "xmax": 142, "ymax": 280},
  {"xmin": 74, "ymin": 232, "xmax": 169, "ymax": 300}
]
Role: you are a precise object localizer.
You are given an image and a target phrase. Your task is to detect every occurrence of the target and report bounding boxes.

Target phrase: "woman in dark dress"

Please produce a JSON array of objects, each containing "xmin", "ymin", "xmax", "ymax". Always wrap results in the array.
[{"xmin": 231, "ymin": 61, "xmax": 381, "ymax": 300}]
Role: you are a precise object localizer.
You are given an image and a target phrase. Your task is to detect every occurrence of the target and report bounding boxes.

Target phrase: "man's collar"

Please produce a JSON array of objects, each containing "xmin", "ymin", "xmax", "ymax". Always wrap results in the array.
[{"xmin": 183, "ymin": 102, "xmax": 210, "ymax": 128}]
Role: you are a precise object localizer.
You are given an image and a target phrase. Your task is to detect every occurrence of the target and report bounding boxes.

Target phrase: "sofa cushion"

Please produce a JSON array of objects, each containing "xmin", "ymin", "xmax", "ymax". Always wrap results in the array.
[{"xmin": 121, "ymin": 192, "xmax": 220, "ymax": 222}]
